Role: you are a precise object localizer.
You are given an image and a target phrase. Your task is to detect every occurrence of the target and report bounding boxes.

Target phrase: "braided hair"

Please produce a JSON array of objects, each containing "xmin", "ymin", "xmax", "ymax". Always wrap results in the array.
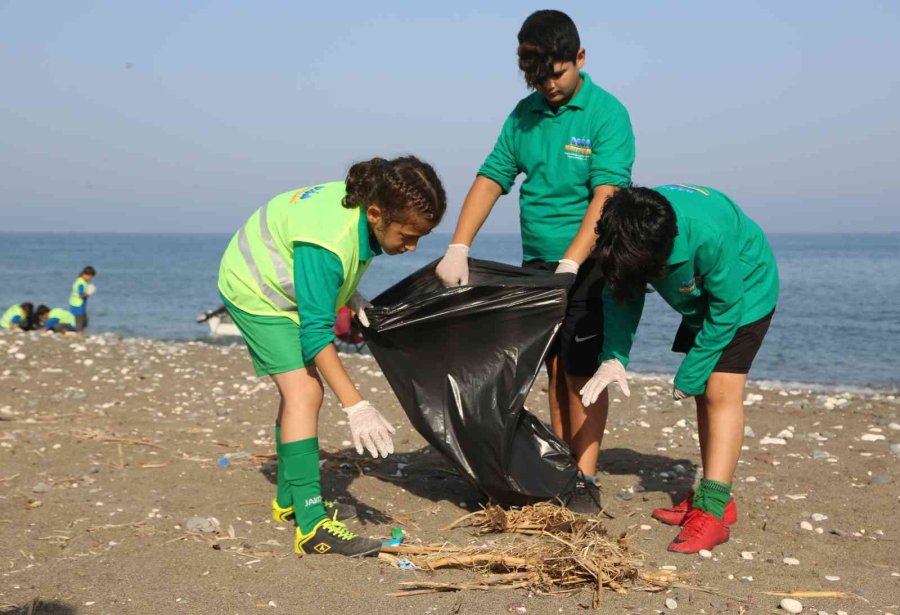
[{"xmin": 342, "ymin": 156, "xmax": 447, "ymax": 225}]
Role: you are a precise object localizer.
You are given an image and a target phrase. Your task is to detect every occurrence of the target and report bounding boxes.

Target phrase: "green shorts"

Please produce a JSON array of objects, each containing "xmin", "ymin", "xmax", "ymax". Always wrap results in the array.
[{"xmin": 222, "ymin": 296, "xmax": 307, "ymax": 376}]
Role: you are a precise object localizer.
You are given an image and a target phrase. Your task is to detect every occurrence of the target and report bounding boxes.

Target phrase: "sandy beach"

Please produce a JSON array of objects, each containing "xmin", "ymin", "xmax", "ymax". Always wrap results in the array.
[{"xmin": 1, "ymin": 331, "xmax": 897, "ymax": 615}]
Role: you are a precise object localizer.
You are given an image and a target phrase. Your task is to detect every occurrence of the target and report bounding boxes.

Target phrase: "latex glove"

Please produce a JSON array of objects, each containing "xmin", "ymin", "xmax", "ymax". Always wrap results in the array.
[
  {"xmin": 347, "ymin": 291, "xmax": 372, "ymax": 327},
  {"xmin": 555, "ymin": 259, "xmax": 579, "ymax": 275},
  {"xmin": 85, "ymin": 284, "xmax": 97, "ymax": 296},
  {"xmin": 580, "ymin": 359, "xmax": 630, "ymax": 406},
  {"xmin": 672, "ymin": 387, "xmax": 690, "ymax": 401},
  {"xmin": 435, "ymin": 244, "xmax": 470, "ymax": 287},
  {"xmin": 343, "ymin": 400, "xmax": 396, "ymax": 458}
]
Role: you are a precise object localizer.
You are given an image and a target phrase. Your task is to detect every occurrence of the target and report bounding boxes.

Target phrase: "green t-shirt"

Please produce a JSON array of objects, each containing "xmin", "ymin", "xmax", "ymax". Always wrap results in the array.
[
  {"xmin": 601, "ymin": 184, "xmax": 780, "ymax": 395},
  {"xmin": 478, "ymin": 72, "xmax": 635, "ymax": 261}
]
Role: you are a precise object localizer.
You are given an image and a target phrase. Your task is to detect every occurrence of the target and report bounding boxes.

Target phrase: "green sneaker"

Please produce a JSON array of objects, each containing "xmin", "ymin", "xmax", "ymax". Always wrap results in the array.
[
  {"xmin": 272, "ymin": 499, "xmax": 357, "ymax": 523},
  {"xmin": 294, "ymin": 515, "xmax": 381, "ymax": 557}
]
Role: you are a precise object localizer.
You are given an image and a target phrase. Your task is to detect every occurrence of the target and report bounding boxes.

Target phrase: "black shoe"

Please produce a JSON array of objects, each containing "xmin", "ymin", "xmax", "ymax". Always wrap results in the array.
[
  {"xmin": 565, "ymin": 475, "xmax": 602, "ymax": 515},
  {"xmin": 294, "ymin": 515, "xmax": 382, "ymax": 557}
]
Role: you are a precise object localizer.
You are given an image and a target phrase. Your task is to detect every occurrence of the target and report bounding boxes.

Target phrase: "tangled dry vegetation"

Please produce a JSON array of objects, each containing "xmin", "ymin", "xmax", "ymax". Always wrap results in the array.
[{"xmin": 380, "ymin": 503, "xmax": 676, "ymax": 609}]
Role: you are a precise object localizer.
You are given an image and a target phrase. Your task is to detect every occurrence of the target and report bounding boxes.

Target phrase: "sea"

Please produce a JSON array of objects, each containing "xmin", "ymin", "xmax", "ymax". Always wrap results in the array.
[{"xmin": 1, "ymin": 232, "xmax": 898, "ymax": 391}]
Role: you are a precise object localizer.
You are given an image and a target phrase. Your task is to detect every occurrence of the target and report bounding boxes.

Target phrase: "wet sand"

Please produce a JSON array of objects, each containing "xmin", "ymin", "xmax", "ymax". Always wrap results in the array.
[{"xmin": 1, "ymin": 331, "xmax": 897, "ymax": 614}]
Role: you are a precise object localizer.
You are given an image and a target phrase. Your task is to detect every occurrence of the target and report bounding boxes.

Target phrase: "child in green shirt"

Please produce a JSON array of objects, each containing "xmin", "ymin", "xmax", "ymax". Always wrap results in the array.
[
  {"xmin": 580, "ymin": 184, "xmax": 778, "ymax": 553},
  {"xmin": 435, "ymin": 10, "xmax": 635, "ymax": 514},
  {"xmin": 218, "ymin": 156, "xmax": 446, "ymax": 557}
]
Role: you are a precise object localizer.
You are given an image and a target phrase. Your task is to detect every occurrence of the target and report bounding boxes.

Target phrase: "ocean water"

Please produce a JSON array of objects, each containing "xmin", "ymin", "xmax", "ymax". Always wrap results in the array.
[{"xmin": 1, "ymin": 232, "xmax": 898, "ymax": 390}]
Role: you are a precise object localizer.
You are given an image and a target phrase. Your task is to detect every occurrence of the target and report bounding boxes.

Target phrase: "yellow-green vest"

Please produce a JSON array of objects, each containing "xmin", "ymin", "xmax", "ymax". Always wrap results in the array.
[
  {"xmin": 48, "ymin": 308, "xmax": 76, "ymax": 328},
  {"xmin": 69, "ymin": 276, "xmax": 88, "ymax": 309},
  {"xmin": 217, "ymin": 182, "xmax": 371, "ymax": 324},
  {"xmin": 0, "ymin": 305, "xmax": 26, "ymax": 329}
]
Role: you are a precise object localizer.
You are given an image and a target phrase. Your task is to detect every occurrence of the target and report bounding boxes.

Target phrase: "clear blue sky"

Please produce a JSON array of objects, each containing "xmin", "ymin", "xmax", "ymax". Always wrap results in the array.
[{"xmin": 1, "ymin": 1, "xmax": 898, "ymax": 233}]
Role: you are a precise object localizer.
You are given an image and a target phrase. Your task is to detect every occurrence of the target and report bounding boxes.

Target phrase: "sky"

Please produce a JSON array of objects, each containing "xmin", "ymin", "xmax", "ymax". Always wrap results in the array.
[{"xmin": 1, "ymin": 1, "xmax": 898, "ymax": 234}]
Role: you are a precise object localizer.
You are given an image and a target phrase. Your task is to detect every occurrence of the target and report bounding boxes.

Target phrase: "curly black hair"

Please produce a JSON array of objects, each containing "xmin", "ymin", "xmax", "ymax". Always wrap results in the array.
[
  {"xmin": 342, "ymin": 155, "xmax": 447, "ymax": 226},
  {"xmin": 595, "ymin": 187, "xmax": 678, "ymax": 302}
]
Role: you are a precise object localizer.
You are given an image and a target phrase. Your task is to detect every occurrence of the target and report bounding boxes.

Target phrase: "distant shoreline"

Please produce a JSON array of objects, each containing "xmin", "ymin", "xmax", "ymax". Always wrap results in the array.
[{"xmin": 5, "ymin": 329, "xmax": 896, "ymax": 395}]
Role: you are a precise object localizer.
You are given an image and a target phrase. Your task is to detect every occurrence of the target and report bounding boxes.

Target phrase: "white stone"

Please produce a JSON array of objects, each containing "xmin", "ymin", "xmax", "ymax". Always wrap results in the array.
[
  {"xmin": 800, "ymin": 521, "xmax": 814, "ymax": 531},
  {"xmin": 811, "ymin": 513, "xmax": 828, "ymax": 522},
  {"xmin": 824, "ymin": 575, "xmax": 840, "ymax": 581},
  {"xmin": 777, "ymin": 429, "xmax": 794, "ymax": 439},
  {"xmin": 861, "ymin": 433, "xmax": 885, "ymax": 441},
  {"xmin": 665, "ymin": 598, "xmax": 678, "ymax": 610},
  {"xmin": 760, "ymin": 436, "xmax": 787, "ymax": 446},
  {"xmin": 740, "ymin": 551, "xmax": 754, "ymax": 560},
  {"xmin": 780, "ymin": 598, "xmax": 803, "ymax": 614},
  {"xmin": 783, "ymin": 557, "xmax": 800, "ymax": 565},
  {"xmin": 888, "ymin": 422, "xmax": 900, "ymax": 431},
  {"xmin": 698, "ymin": 549, "xmax": 712, "ymax": 558}
]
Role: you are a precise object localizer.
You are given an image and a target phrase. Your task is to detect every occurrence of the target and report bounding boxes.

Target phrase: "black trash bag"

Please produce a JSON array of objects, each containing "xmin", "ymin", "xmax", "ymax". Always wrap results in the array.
[{"xmin": 364, "ymin": 258, "xmax": 579, "ymax": 507}]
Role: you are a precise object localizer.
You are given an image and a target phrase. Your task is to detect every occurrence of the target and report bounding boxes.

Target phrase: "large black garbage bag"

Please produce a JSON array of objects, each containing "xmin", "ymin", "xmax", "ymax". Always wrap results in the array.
[{"xmin": 365, "ymin": 258, "xmax": 579, "ymax": 507}]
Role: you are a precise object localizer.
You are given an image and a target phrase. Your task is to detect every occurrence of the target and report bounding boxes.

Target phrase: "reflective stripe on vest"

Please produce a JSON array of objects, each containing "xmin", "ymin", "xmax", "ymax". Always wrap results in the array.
[{"xmin": 237, "ymin": 221, "xmax": 295, "ymax": 311}]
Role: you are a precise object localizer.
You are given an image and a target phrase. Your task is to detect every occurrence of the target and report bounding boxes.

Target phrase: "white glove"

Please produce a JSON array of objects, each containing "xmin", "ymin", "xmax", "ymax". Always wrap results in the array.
[
  {"xmin": 580, "ymin": 358, "xmax": 630, "ymax": 406},
  {"xmin": 343, "ymin": 400, "xmax": 396, "ymax": 458},
  {"xmin": 555, "ymin": 259, "xmax": 579, "ymax": 275},
  {"xmin": 435, "ymin": 244, "xmax": 470, "ymax": 287},
  {"xmin": 85, "ymin": 284, "xmax": 97, "ymax": 296},
  {"xmin": 672, "ymin": 387, "xmax": 690, "ymax": 400},
  {"xmin": 346, "ymin": 291, "xmax": 371, "ymax": 328}
]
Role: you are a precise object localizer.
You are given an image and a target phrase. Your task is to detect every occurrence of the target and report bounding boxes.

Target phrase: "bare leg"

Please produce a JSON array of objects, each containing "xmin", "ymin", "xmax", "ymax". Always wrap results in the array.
[
  {"xmin": 695, "ymin": 396, "xmax": 709, "ymax": 472},
  {"xmin": 695, "ymin": 372, "xmax": 747, "ymax": 483},
  {"xmin": 546, "ymin": 354, "xmax": 571, "ymax": 441},
  {"xmin": 566, "ymin": 372, "xmax": 609, "ymax": 477},
  {"xmin": 270, "ymin": 367, "xmax": 324, "ymax": 444}
]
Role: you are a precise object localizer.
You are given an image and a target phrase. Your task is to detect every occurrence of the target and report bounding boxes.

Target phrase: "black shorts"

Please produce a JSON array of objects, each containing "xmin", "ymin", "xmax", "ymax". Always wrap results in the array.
[
  {"xmin": 523, "ymin": 258, "xmax": 605, "ymax": 377},
  {"xmin": 672, "ymin": 309, "xmax": 775, "ymax": 374}
]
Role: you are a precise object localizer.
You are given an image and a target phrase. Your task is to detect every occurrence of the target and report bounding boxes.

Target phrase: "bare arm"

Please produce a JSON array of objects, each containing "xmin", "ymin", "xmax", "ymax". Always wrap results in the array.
[
  {"xmin": 313, "ymin": 344, "xmax": 362, "ymax": 408},
  {"xmin": 449, "ymin": 176, "xmax": 504, "ymax": 246},
  {"xmin": 560, "ymin": 184, "xmax": 618, "ymax": 265}
]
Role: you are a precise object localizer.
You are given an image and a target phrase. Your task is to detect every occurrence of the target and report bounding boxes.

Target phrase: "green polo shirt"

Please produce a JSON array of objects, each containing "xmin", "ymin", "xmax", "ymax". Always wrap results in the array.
[
  {"xmin": 478, "ymin": 71, "xmax": 635, "ymax": 262},
  {"xmin": 293, "ymin": 210, "xmax": 381, "ymax": 363},
  {"xmin": 601, "ymin": 184, "xmax": 779, "ymax": 395}
]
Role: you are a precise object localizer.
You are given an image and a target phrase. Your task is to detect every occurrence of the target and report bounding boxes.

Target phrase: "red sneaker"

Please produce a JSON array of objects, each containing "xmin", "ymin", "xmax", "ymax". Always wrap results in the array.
[
  {"xmin": 652, "ymin": 492, "xmax": 737, "ymax": 526},
  {"xmin": 667, "ymin": 509, "xmax": 730, "ymax": 553}
]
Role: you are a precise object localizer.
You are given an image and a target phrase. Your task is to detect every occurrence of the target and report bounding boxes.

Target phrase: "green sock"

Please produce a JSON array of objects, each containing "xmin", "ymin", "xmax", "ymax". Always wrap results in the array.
[
  {"xmin": 280, "ymin": 437, "xmax": 328, "ymax": 533},
  {"xmin": 274, "ymin": 425, "xmax": 292, "ymax": 509},
  {"xmin": 692, "ymin": 478, "xmax": 732, "ymax": 520}
]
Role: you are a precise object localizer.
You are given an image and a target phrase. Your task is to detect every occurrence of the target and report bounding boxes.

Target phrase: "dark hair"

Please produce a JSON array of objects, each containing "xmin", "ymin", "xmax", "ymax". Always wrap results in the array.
[
  {"xmin": 342, "ymin": 156, "xmax": 447, "ymax": 226},
  {"xmin": 595, "ymin": 187, "xmax": 678, "ymax": 302},
  {"xmin": 21, "ymin": 302, "xmax": 34, "ymax": 314},
  {"xmin": 35, "ymin": 304, "xmax": 50, "ymax": 316},
  {"xmin": 517, "ymin": 10, "xmax": 581, "ymax": 89},
  {"xmin": 81, "ymin": 266, "xmax": 96, "ymax": 276}
]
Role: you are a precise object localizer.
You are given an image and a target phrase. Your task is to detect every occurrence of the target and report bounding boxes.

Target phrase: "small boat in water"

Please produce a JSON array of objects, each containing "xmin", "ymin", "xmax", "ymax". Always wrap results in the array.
[
  {"xmin": 196, "ymin": 305, "xmax": 366, "ymax": 351},
  {"xmin": 196, "ymin": 305, "xmax": 241, "ymax": 337}
]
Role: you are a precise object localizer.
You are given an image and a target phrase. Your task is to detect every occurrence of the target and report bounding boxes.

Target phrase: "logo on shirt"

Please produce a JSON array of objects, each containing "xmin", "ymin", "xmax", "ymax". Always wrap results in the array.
[
  {"xmin": 661, "ymin": 184, "xmax": 710, "ymax": 196},
  {"xmin": 289, "ymin": 185, "xmax": 324, "ymax": 203},
  {"xmin": 564, "ymin": 137, "xmax": 592, "ymax": 160},
  {"xmin": 678, "ymin": 275, "xmax": 703, "ymax": 293}
]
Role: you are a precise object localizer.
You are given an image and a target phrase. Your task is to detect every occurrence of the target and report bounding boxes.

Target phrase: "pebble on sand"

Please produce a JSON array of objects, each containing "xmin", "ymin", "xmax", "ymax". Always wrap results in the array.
[
  {"xmin": 760, "ymin": 436, "xmax": 788, "ymax": 446},
  {"xmin": 740, "ymin": 551, "xmax": 754, "ymax": 560},
  {"xmin": 699, "ymin": 549, "xmax": 712, "ymax": 558},
  {"xmin": 783, "ymin": 557, "xmax": 800, "ymax": 565},
  {"xmin": 780, "ymin": 598, "xmax": 803, "ymax": 614},
  {"xmin": 665, "ymin": 598, "xmax": 678, "ymax": 610},
  {"xmin": 800, "ymin": 521, "xmax": 814, "ymax": 530}
]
